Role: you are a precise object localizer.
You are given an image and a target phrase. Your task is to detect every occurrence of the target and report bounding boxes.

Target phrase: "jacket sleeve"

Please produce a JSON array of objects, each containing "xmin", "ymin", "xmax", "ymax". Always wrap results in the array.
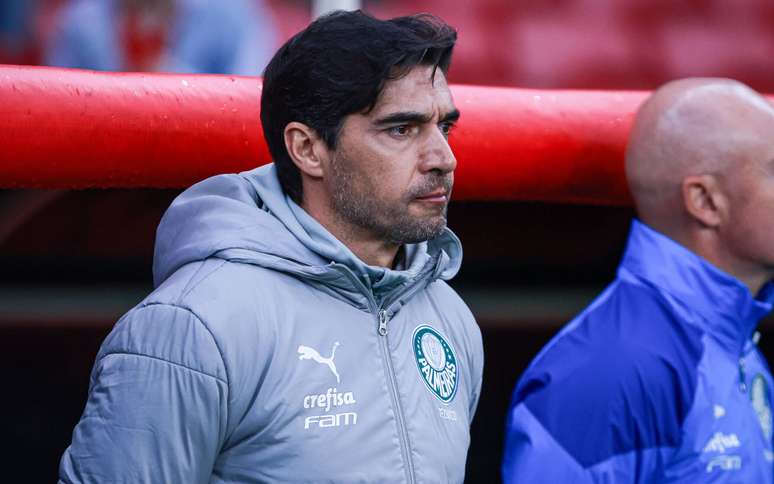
[
  {"xmin": 503, "ymin": 401, "xmax": 674, "ymax": 484},
  {"xmin": 59, "ymin": 304, "xmax": 229, "ymax": 484},
  {"xmin": 468, "ymin": 323, "xmax": 484, "ymax": 425},
  {"xmin": 502, "ymin": 402, "xmax": 590, "ymax": 483},
  {"xmin": 502, "ymin": 345, "xmax": 683, "ymax": 484}
]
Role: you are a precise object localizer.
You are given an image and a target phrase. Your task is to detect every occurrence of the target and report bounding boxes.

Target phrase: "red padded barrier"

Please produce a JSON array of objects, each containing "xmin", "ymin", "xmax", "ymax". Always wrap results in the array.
[{"xmin": 0, "ymin": 65, "xmax": 653, "ymax": 204}]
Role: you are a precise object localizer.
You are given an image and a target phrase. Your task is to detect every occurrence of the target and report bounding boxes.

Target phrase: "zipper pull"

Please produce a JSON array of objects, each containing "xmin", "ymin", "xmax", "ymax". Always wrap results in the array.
[{"xmin": 378, "ymin": 309, "xmax": 389, "ymax": 336}]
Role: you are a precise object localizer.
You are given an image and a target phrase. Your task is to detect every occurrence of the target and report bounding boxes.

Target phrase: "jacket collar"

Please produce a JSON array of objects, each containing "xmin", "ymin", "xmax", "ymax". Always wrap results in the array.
[{"xmin": 619, "ymin": 219, "xmax": 774, "ymax": 354}]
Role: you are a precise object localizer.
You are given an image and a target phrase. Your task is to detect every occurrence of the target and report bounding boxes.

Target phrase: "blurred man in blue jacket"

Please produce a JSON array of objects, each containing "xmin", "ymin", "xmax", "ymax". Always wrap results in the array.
[
  {"xmin": 503, "ymin": 78, "xmax": 774, "ymax": 483},
  {"xmin": 46, "ymin": 0, "xmax": 275, "ymax": 75}
]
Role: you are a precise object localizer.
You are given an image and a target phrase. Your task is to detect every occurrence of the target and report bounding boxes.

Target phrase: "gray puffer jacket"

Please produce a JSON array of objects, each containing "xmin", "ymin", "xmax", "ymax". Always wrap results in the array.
[{"xmin": 59, "ymin": 164, "xmax": 484, "ymax": 483}]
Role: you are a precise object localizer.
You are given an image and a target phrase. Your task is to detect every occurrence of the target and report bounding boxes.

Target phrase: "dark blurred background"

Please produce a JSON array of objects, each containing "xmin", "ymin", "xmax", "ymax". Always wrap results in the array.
[{"xmin": 3, "ymin": 1, "xmax": 774, "ymax": 482}]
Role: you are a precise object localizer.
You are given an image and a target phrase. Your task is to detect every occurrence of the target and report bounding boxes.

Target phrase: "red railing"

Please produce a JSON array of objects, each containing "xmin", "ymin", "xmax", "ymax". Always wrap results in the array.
[{"xmin": 0, "ymin": 65, "xmax": 654, "ymax": 204}]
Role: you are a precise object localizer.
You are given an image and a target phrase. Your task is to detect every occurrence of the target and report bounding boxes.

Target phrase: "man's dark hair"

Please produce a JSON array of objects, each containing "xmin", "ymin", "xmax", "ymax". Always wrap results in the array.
[{"xmin": 260, "ymin": 10, "xmax": 457, "ymax": 203}]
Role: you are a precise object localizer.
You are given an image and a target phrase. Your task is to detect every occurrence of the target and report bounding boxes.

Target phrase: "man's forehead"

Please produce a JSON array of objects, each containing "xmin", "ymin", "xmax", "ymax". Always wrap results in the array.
[{"xmin": 370, "ymin": 66, "xmax": 456, "ymax": 117}]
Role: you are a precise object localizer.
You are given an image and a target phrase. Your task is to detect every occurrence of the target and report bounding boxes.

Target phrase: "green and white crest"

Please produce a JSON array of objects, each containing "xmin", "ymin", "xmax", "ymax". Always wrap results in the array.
[
  {"xmin": 751, "ymin": 373, "xmax": 773, "ymax": 440},
  {"xmin": 412, "ymin": 325, "xmax": 458, "ymax": 404}
]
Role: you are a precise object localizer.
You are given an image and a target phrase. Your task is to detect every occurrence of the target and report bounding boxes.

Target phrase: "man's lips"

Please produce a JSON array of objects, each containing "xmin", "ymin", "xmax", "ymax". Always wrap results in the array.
[{"xmin": 414, "ymin": 188, "xmax": 448, "ymax": 202}]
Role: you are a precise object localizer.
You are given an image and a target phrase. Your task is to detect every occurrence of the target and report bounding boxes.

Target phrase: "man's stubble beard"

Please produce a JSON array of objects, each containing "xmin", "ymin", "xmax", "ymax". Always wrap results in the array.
[{"xmin": 328, "ymin": 155, "xmax": 451, "ymax": 245}]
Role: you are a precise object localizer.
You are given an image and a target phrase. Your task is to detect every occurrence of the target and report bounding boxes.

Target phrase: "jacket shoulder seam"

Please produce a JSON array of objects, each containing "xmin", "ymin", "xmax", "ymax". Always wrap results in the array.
[
  {"xmin": 174, "ymin": 258, "xmax": 230, "ymax": 303},
  {"xmin": 523, "ymin": 402, "xmax": 681, "ymax": 470},
  {"xmin": 99, "ymin": 351, "xmax": 228, "ymax": 384},
  {"xmin": 135, "ymin": 301, "xmax": 231, "ymax": 387}
]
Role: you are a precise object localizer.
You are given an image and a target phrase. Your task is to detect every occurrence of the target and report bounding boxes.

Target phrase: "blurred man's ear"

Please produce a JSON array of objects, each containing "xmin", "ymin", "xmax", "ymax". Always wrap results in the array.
[
  {"xmin": 682, "ymin": 174, "xmax": 727, "ymax": 228},
  {"xmin": 284, "ymin": 122, "xmax": 330, "ymax": 179}
]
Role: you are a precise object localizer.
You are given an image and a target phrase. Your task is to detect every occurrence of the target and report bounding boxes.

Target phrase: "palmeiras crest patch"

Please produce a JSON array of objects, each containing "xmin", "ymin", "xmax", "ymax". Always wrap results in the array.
[
  {"xmin": 412, "ymin": 325, "xmax": 458, "ymax": 404},
  {"xmin": 751, "ymin": 373, "xmax": 773, "ymax": 440}
]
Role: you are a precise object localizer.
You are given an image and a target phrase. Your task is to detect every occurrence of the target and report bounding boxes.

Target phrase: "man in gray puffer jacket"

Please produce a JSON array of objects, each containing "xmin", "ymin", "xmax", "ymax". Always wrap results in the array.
[{"xmin": 59, "ymin": 10, "xmax": 483, "ymax": 484}]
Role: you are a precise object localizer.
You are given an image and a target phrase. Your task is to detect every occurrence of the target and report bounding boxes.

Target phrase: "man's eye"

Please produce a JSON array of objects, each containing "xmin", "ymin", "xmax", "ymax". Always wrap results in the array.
[
  {"xmin": 389, "ymin": 125, "xmax": 413, "ymax": 137},
  {"xmin": 439, "ymin": 122, "xmax": 456, "ymax": 137}
]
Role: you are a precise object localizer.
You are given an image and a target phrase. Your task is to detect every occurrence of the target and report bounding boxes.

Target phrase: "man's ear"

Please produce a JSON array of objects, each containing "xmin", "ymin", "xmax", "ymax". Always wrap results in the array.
[
  {"xmin": 283, "ymin": 122, "xmax": 330, "ymax": 179},
  {"xmin": 682, "ymin": 174, "xmax": 727, "ymax": 228}
]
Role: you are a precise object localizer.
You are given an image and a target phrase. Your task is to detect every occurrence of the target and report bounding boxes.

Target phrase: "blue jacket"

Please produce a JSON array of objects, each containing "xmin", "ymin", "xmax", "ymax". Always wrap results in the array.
[
  {"xmin": 46, "ymin": 0, "xmax": 275, "ymax": 75},
  {"xmin": 59, "ymin": 165, "xmax": 483, "ymax": 483},
  {"xmin": 503, "ymin": 220, "xmax": 774, "ymax": 483}
]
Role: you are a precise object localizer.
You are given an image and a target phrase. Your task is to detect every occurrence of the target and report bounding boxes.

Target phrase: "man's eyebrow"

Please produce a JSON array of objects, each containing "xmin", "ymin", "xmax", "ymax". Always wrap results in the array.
[
  {"xmin": 373, "ymin": 108, "xmax": 461, "ymax": 126},
  {"xmin": 440, "ymin": 109, "xmax": 461, "ymax": 123},
  {"xmin": 374, "ymin": 111, "xmax": 432, "ymax": 126}
]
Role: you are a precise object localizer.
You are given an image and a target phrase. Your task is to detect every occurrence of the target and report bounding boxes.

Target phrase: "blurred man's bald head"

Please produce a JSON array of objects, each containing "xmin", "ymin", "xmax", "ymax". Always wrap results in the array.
[
  {"xmin": 626, "ymin": 78, "xmax": 774, "ymax": 224},
  {"xmin": 625, "ymin": 78, "xmax": 774, "ymax": 293}
]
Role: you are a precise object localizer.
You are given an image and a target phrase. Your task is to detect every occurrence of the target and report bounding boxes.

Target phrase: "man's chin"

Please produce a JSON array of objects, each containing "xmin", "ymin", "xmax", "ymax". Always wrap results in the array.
[{"xmin": 391, "ymin": 217, "xmax": 447, "ymax": 244}]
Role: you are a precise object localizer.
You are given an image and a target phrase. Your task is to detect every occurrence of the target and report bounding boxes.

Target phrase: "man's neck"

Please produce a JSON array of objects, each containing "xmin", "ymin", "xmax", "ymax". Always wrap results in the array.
[
  {"xmin": 724, "ymin": 264, "xmax": 772, "ymax": 297},
  {"xmin": 301, "ymin": 197, "xmax": 400, "ymax": 268},
  {"xmin": 686, "ymin": 230, "xmax": 771, "ymax": 296},
  {"xmin": 341, "ymin": 235, "xmax": 401, "ymax": 268}
]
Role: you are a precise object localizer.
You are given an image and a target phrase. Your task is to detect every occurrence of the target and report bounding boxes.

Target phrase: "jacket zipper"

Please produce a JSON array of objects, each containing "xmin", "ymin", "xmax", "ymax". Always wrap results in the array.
[
  {"xmin": 334, "ymin": 264, "xmax": 418, "ymax": 484},
  {"xmin": 738, "ymin": 357, "xmax": 747, "ymax": 393},
  {"xmin": 377, "ymin": 308, "xmax": 416, "ymax": 484}
]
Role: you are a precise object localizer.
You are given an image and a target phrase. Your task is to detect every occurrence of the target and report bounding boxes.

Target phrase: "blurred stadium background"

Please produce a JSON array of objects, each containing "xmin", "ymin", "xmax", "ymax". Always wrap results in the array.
[{"xmin": 2, "ymin": 0, "xmax": 774, "ymax": 482}]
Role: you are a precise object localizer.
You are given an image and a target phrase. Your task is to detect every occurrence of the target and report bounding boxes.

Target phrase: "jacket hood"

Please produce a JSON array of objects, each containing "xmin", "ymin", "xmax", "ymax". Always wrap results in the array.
[{"xmin": 152, "ymin": 164, "xmax": 463, "ymax": 306}]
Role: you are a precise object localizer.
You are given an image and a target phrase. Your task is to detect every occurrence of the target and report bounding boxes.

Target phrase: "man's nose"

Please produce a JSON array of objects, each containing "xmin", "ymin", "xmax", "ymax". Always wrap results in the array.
[{"xmin": 419, "ymin": 127, "xmax": 457, "ymax": 174}]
